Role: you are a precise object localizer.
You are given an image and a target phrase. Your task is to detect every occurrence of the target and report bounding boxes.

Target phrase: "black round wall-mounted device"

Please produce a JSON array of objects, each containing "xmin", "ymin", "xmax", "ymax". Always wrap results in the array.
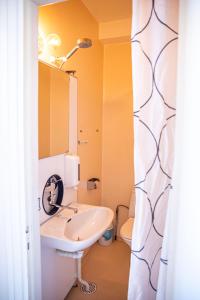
[{"xmin": 42, "ymin": 174, "xmax": 64, "ymax": 215}]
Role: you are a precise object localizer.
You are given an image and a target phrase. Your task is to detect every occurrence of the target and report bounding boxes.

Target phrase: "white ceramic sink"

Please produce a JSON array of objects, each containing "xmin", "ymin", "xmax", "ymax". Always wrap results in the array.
[{"xmin": 40, "ymin": 203, "xmax": 114, "ymax": 252}]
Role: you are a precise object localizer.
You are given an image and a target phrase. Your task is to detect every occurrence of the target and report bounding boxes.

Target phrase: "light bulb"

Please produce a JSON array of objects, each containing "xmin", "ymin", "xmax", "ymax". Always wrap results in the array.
[
  {"xmin": 47, "ymin": 33, "xmax": 61, "ymax": 48},
  {"xmin": 49, "ymin": 55, "xmax": 56, "ymax": 63}
]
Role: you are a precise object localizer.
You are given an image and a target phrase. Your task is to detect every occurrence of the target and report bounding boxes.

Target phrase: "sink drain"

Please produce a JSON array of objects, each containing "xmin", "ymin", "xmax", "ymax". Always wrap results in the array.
[{"xmin": 80, "ymin": 282, "xmax": 97, "ymax": 294}]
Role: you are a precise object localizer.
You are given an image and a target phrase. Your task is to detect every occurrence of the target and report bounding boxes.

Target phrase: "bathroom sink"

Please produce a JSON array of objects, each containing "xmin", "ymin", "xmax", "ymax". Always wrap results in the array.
[{"xmin": 40, "ymin": 203, "xmax": 114, "ymax": 252}]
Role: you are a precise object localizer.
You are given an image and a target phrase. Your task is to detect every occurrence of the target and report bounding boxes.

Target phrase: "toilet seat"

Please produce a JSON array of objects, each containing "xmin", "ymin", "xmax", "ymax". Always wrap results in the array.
[{"xmin": 120, "ymin": 217, "xmax": 134, "ymax": 248}]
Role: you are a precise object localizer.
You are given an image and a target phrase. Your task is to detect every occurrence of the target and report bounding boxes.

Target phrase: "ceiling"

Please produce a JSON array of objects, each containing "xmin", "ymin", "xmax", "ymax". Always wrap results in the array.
[{"xmin": 81, "ymin": 0, "xmax": 132, "ymax": 23}]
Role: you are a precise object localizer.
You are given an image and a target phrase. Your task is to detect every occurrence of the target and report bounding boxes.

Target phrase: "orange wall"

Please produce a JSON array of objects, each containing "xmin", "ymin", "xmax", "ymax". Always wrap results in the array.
[
  {"xmin": 38, "ymin": 62, "xmax": 50, "ymax": 158},
  {"xmin": 99, "ymin": 18, "xmax": 131, "ymax": 43},
  {"xmin": 102, "ymin": 42, "xmax": 134, "ymax": 216},
  {"xmin": 39, "ymin": 1, "xmax": 134, "ymax": 212},
  {"xmin": 39, "ymin": 0, "xmax": 103, "ymax": 205}
]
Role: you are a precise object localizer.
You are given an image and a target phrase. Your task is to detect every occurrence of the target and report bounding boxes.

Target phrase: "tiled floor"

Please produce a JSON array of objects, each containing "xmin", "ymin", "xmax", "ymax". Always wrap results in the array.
[{"xmin": 65, "ymin": 240, "xmax": 131, "ymax": 300}]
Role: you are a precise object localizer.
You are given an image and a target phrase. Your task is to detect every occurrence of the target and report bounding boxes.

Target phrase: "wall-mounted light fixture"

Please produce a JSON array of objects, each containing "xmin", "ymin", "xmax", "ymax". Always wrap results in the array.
[{"xmin": 38, "ymin": 30, "xmax": 62, "ymax": 62}]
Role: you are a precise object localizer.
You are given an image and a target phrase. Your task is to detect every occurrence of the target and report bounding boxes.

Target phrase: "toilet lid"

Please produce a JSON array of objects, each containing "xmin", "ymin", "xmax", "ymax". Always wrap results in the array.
[{"xmin": 120, "ymin": 218, "xmax": 134, "ymax": 240}]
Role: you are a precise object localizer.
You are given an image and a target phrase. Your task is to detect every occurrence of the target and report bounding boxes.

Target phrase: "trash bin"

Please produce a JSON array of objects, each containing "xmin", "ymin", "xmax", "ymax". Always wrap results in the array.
[{"xmin": 98, "ymin": 224, "xmax": 114, "ymax": 246}]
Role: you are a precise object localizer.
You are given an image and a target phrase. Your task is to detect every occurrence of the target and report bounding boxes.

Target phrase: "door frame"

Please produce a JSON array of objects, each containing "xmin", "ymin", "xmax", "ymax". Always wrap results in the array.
[{"xmin": 0, "ymin": 1, "xmax": 67, "ymax": 299}]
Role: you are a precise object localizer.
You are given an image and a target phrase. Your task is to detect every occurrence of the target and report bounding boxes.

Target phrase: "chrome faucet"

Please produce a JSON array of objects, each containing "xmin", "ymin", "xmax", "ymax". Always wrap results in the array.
[
  {"xmin": 45, "ymin": 179, "xmax": 78, "ymax": 214},
  {"xmin": 51, "ymin": 202, "xmax": 78, "ymax": 214},
  {"xmin": 65, "ymin": 203, "xmax": 78, "ymax": 214}
]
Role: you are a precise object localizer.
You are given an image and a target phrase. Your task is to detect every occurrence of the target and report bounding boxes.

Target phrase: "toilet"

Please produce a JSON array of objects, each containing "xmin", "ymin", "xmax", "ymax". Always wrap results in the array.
[
  {"xmin": 120, "ymin": 192, "xmax": 135, "ymax": 248},
  {"xmin": 120, "ymin": 217, "xmax": 134, "ymax": 248}
]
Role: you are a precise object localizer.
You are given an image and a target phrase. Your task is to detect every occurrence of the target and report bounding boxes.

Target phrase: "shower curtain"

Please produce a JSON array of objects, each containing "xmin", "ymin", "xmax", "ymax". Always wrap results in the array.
[{"xmin": 128, "ymin": 1, "xmax": 178, "ymax": 299}]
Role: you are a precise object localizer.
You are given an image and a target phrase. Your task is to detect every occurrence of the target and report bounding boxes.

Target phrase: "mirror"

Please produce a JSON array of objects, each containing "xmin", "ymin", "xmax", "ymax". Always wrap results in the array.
[{"xmin": 38, "ymin": 61, "xmax": 69, "ymax": 159}]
